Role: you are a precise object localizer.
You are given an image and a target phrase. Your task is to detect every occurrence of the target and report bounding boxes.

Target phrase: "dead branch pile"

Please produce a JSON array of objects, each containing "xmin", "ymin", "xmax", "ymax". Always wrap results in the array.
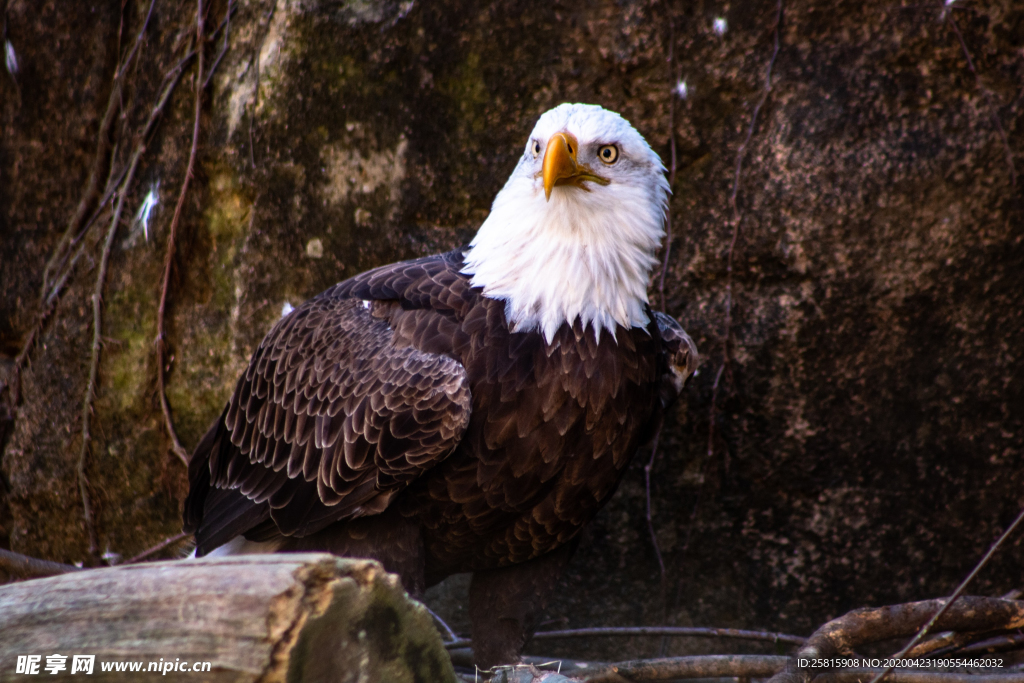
[{"xmin": 440, "ymin": 595, "xmax": 1024, "ymax": 682}]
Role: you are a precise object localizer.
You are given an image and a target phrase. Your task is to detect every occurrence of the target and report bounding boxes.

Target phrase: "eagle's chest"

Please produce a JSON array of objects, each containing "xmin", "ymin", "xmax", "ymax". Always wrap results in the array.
[{"xmin": 406, "ymin": 300, "xmax": 662, "ymax": 572}]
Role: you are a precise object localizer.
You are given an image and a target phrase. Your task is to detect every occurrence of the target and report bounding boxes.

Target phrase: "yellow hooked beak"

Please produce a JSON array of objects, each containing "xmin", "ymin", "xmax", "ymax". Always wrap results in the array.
[{"xmin": 542, "ymin": 131, "xmax": 610, "ymax": 201}]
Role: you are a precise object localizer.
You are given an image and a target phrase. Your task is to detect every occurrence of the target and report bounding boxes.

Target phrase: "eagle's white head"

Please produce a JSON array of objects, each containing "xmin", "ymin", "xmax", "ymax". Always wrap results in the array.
[{"xmin": 461, "ymin": 103, "xmax": 669, "ymax": 343}]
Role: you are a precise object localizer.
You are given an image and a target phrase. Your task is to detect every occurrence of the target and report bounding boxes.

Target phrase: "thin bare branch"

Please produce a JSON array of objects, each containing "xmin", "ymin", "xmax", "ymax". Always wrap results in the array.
[
  {"xmin": 444, "ymin": 625, "xmax": 805, "ymax": 650},
  {"xmin": 9, "ymin": 2, "xmax": 156, "ymax": 408},
  {"xmin": 768, "ymin": 597, "xmax": 1024, "ymax": 683},
  {"xmin": 645, "ymin": 9, "xmax": 680, "ymax": 652},
  {"xmin": 425, "ymin": 606, "xmax": 460, "ymax": 643},
  {"xmin": 39, "ymin": 0, "xmax": 156, "ymax": 302},
  {"xmin": 644, "ymin": 428, "xmax": 667, "ymax": 582},
  {"xmin": 947, "ymin": 13, "xmax": 1016, "ymax": 187},
  {"xmin": 694, "ymin": 0, "xmax": 784, "ymax": 599},
  {"xmin": 8, "ymin": 44, "xmax": 196, "ymax": 415},
  {"xmin": 249, "ymin": 3, "xmax": 277, "ymax": 168},
  {"xmin": 905, "ymin": 590, "xmax": 1023, "ymax": 657},
  {"xmin": 721, "ymin": 0, "xmax": 783, "ymax": 368},
  {"xmin": 533, "ymin": 626, "xmax": 806, "ymax": 645},
  {"xmin": 79, "ymin": 157, "xmax": 139, "ymax": 560},
  {"xmin": 819, "ymin": 672, "xmax": 1024, "ymax": 683},
  {"xmin": 0, "ymin": 548, "xmax": 82, "ymax": 580},
  {"xmin": 60, "ymin": 44, "xmax": 205, "ymax": 284},
  {"xmin": 956, "ymin": 632, "xmax": 1024, "ymax": 655},
  {"xmin": 667, "ymin": 363, "xmax": 726, "ymax": 641},
  {"xmin": 156, "ymin": 0, "xmax": 206, "ymax": 468},
  {"xmin": 907, "ymin": 629, "xmax": 977, "ymax": 658},
  {"xmin": 39, "ymin": 86, "xmax": 119, "ymax": 302},
  {"xmin": 126, "ymin": 531, "xmax": 191, "ymax": 564},
  {"xmin": 114, "ymin": 0, "xmax": 158, "ymax": 82},
  {"xmin": 75, "ymin": 49, "xmax": 198, "ymax": 561},
  {"xmin": 9, "ymin": 153, "xmax": 128, "ymax": 407},
  {"xmin": 867, "ymin": 506, "xmax": 1024, "ymax": 683},
  {"xmin": 584, "ymin": 654, "xmax": 789, "ymax": 683},
  {"xmin": 657, "ymin": 8, "xmax": 678, "ymax": 314},
  {"xmin": 203, "ymin": 0, "xmax": 236, "ymax": 90}
]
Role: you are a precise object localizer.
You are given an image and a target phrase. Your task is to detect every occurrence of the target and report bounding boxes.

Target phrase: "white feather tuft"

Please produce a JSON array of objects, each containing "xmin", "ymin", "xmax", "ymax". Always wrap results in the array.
[
  {"xmin": 201, "ymin": 535, "xmax": 282, "ymax": 557},
  {"xmin": 4, "ymin": 40, "xmax": 17, "ymax": 76},
  {"xmin": 133, "ymin": 181, "xmax": 160, "ymax": 242}
]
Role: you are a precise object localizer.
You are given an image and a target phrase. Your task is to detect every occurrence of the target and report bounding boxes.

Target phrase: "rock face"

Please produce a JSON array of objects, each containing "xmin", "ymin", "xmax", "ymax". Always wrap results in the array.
[{"xmin": 1, "ymin": 0, "xmax": 1022, "ymax": 664}]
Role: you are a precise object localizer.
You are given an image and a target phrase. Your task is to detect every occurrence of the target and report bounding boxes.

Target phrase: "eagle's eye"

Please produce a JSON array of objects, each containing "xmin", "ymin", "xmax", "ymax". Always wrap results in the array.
[
  {"xmin": 597, "ymin": 144, "xmax": 619, "ymax": 164},
  {"xmin": 532, "ymin": 140, "xmax": 542, "ymax": 157}
]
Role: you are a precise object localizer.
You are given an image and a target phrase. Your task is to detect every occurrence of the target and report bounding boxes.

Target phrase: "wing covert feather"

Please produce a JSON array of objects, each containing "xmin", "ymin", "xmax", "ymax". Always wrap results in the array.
[{"xmin": 210, "ymin": 282, "xmax": 472, "ymax": 537}]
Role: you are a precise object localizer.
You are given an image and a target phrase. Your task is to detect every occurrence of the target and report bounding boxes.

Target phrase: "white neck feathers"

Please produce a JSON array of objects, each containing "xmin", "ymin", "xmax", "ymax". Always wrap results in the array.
[{"xmin": 462, "ymin": 160, "xmax": 667, "ymax": 344}]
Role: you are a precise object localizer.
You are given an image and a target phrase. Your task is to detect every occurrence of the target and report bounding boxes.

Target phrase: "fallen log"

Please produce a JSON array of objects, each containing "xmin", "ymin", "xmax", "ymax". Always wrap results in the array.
[{"xmin": 0, "ymin": 553, "xmax": 456, "ymax": 682}]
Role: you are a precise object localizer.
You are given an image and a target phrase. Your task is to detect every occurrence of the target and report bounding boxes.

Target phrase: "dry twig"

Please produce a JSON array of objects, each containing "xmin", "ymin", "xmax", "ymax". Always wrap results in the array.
[
  {"xmin": 0, "ymin": 531, "xmax": 190, "ymax": 582},
  {"xmin": 75, "ymin": 47, "xmax": 198, "ymax": 561},
  {"xmin": 65, "ymin": 2, "xmax": 235, "ymax": 557},
  {"xmin": 946, "ymin": 12, "xmax": 1017, "ymax": 187},
  {"xmin": 641, "ymin": 6, "xmax": 681, "ymax": 629},
  {"xmin": 155, "ymin": 0, "xmax": 206, "ymax": 467},
  {"xmin": 38, "ymin": 0, "xmax": 157, "ymax": 303},
  {"xmin": 449, "ymin": 652, "xmax": 789, "ymax": 683},
  {"xmin": 767, "ymin": 597, "xmax": 1024, "ymax": 683},
  {"xmin": 956, "ymin": 633, "xmax": 1024, "ymax": 655},
  {"xmin": 866, "ymin": 505, "xmax": 1024, "ymax": 683},
  {"xmin": 712, "ymin": 0, "xmax": 784, "ymax": 448},
  {"xmin": 7, "ymin": 0, "xmax": 157, "ymax": 408},
  {"xmin": 643, "ymin": 427, "xmax": 666, "ymax": 588},
  {"xmin": 9, "ymin": 1, "xmax": 232, "ymax": 416},
  {"xmin": 202, "ymin": 0, "xmax": 235, "ymax": 90},
  {"xmin": 249, "ymin": 1, "xmax": 277, "ymax": 168},
  {"xmin": 78, "ymin": 127, "xmax": 166, "ymax": 558},
  {"xmin": 675, "ymin": 0, "xmax": 785, "ymax": 614},
  {"xmin": 584, "ymin": 654, "xmax": 789, "ymax": 682},
  {"xmin": 533, "ymin": 626, "xmax": 805, "ymax": 646},
  {"xmin": 820, "ymin": 672, "xmax": 1024, "ymax": 683},
  {"xmin": 905, "ymin": 589, "xmax": 1022, "ymax": 657},
  {"xmin": 0, "ymin": 548, "xmax": 81, "ymax": 580},
  {"xmin": 425, "ymin": 605, "xmax": 460, "ymax": 643},
  {"xmin": 657, "ymin": 8, "xmax": 678, "ymax": 314},
  {"xmin": 126, "ymin": 531, "xmax": 192, "ymax": 564},
  {"xmin": 444, "ymin": 625, "xmax": 806, "ymax": 651}
]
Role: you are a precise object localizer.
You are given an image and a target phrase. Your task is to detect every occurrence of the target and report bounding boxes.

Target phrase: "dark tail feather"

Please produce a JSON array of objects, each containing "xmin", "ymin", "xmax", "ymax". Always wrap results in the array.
[
  {"xmin": 195, "ymin": 487, "xmax": 272, "ymax": 556},
  {"xmin": 183, "ymin": 406, "xmax": 272, "ymax": 556},
  {"xmin": 182, "ymin": 409, "xmax": 226, "ymax": 535}
]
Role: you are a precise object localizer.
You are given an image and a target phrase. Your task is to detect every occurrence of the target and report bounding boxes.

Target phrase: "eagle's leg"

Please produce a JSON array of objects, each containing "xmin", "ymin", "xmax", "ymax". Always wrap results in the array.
[
  {"xmin": 468, "ymin": 538, "xmax": 580, "ymax": 669},
  {"xmin": 280, "ymin": 514, "xmax": 426, "ymax": 597}
]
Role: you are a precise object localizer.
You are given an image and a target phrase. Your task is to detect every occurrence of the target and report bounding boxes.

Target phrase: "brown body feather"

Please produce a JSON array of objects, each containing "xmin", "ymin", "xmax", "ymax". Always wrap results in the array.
[
  {"xmin": 185, "ymin": 249, "xmax": 670, "ymax": 572},
  {"xmin": 183, "ymin": 249, "xmax": 693, "ymax": 665},
  {"xmin": 183, "ymin": 100, "xmax": 701, "ymax": 669}
]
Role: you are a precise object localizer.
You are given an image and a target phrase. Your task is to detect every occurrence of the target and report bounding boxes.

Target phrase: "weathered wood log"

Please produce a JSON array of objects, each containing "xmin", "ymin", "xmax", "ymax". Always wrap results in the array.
[{"xmin": 0, "ymin": 553, "xmax": 456, "ymax": 683}]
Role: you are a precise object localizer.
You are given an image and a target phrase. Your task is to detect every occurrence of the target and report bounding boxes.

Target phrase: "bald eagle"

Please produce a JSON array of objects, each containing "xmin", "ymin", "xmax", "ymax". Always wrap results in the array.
[{"xmin": 183, "ymin": 103, "xmax": 697, "ymax": 669}]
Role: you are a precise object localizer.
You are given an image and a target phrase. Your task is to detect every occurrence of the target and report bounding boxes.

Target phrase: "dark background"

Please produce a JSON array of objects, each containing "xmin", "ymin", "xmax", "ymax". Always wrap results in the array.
[{"xmin": 1, "ymin": 0, "xmax": 1022, "ymax": 663}]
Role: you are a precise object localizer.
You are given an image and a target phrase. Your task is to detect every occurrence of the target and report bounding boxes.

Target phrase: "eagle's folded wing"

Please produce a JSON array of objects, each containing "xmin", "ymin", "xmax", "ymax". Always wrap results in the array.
[{"xmin": 184, "ymin": 291, "xmax": 471, "ymax": 553}]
